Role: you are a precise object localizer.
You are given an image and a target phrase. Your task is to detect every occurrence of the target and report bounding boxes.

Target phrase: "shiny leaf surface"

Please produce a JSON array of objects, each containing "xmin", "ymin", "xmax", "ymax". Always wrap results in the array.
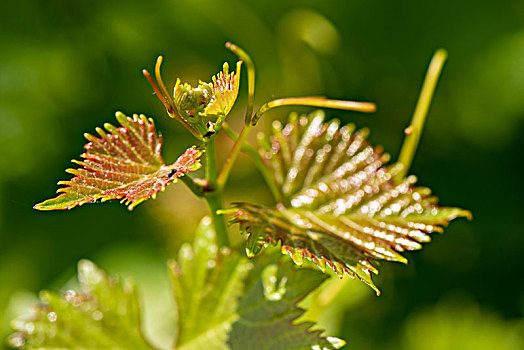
[
  {"xmin": 34, "ymin": 112, "xmax": 202, "ymax": 210},
  {"xmin": 227, "ymin": 111, "xmax": 471, "ymax": 294}
]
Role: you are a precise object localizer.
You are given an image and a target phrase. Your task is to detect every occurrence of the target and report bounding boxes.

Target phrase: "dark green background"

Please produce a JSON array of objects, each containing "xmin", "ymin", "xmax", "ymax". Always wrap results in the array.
[{"xmin": 1, "ymin": 0, "xmax": 523, "ymax": 349}]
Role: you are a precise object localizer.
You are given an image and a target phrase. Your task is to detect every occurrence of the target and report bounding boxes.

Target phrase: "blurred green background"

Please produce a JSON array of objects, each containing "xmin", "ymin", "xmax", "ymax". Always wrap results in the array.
[{"xmin": 1, "ymin": 0, "xmax": 524, "ymax": 349}]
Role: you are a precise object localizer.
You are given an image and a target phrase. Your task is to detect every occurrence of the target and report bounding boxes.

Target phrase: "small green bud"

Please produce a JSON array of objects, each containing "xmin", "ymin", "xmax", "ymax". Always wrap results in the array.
[{"xmin": 174, "ymin": 79, "xmax": 213, "ymax": 119}]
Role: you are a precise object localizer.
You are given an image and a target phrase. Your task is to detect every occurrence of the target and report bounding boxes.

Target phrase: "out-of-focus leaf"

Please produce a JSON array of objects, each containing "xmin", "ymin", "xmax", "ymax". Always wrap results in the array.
[
  {"xmin": 402, "ymin": 300, "xmax": 524, "ymax": 350},
  {"xmin": 7, "ymin": 260, "xmax": 153, "ymax": 350},
  {"xmin": 227, "ymin": 111, "xmax": 470, "ymax": 294},
  {"xmin": 34, "ymin": 112, "xmax": 202, "ymax": 211},
  {"xmin": 452, "ymin": 29, "xmax": 524, "ymax": 147},
  {"xmin": 170, "ymin": 218, "xmax": 343, "ymax": 350},
  {"xmin": 169, "ymin": 217, "xmax": 251, "ymax": 350}
]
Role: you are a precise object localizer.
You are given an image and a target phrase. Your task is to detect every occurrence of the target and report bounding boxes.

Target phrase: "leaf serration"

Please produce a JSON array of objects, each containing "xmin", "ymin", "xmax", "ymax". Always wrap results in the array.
[{"xmin": 227, "ymin": 111, "xmax": 471, "ymax": 294}]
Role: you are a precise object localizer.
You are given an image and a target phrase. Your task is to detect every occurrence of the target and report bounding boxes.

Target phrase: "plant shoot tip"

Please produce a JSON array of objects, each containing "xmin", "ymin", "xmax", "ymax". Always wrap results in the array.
[{"xmin": 435, "ymin": 48, "xmax": 448, "ymax": 59}]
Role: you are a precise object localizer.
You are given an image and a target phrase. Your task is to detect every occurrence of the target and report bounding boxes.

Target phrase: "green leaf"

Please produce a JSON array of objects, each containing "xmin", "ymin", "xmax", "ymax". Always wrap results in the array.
[
  {"xmin": 229, "ymin": 257, "xmax": 345, "ymax": 350},
  {"xmin": 227, "ymin": 111, "xmax": 471, "ymax": 294},
  {"xmin": 172, "ymin": 60, "xmax": 241, "ymax": 122},
  {"xmin": 34, "ymin": 112, "xmax": 203, "ymax": 211},
  {"xmin": 7, "ymin": 260, "xmax": 153, "ymax": 350},
  {"xmin": 170, "ymin": 217, "xmax": 344, "ymax": 350},
  {"xmin": 169, "ymin": 217, "xmax": 251, "ymax": 350},
  {"xmin": 202, "ymin": 61, "xmax": 242, "ymax": 117}
]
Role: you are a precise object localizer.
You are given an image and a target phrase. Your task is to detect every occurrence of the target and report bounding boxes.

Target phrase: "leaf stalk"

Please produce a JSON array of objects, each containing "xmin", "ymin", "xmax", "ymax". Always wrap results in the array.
[
  {"xmin": 216, "ymin": 123, "xmax": 253, "ymax": 191},
  {"xmin": 221, "ymin": 123, "xmax": 283, "ymax": 203},
  {"xmin": 253, "ymin": 97, "xmax": 376, "ymax": 125},
  {"xmin": 179, "ymin": 175, "xmax": 205, "ymax": 197}
]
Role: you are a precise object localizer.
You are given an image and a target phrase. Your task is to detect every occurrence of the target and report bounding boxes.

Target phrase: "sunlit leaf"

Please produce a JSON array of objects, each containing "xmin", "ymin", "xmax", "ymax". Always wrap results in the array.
[
  {"xmin": 227, "ymin": 111, "xmax": 471, "ymax": 294},
  {"xmin": 34, "ymin": 112, "xmax": 202, "ymax": 211},
  {"xmin": 7, "ymin": 260, "xmax": 153, "ymax": 350},
  {"xmin": 201, "ymin": 61, "xmax": 242, "ymax": 117},
  {"xmin": 170, "ymin": 218, "xmax": 343, "ymax": 350}
]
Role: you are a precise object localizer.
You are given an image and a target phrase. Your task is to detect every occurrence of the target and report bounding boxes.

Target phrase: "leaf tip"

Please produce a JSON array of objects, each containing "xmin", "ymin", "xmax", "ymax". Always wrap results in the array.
[
  {"xmin": 33, "ymin": 202, "xmax": 44, "ymax": 210},
  {"xmin": 78, "ymin": 258, "xmax": 94, "ymax": 271},
  {"xmin": 326, "ymin": 336, "xmax": 346, "ymax": 349},
  {"xmin": 245, "ymin": 249, "xmax": 257, "ymax": 259},
  {"xmin": 397, "ymin": 255, "xmax": 409, "ymax": 265},
  {"xmin": 462, "ymin": 210, "xmax": 473, "ymax": 221}
]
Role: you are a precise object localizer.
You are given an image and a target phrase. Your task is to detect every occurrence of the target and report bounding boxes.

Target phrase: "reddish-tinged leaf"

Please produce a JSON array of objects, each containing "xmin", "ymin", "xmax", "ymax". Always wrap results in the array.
[
  {"xmin": 34, "ymin": 112, "xmax": 202, "ymax": 211},
  {"xmin": 227, "ymin": 111, "xmax": 471, "ymax": 294}
]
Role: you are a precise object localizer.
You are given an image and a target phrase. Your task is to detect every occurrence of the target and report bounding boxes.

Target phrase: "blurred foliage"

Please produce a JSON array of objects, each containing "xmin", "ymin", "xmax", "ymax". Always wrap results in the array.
[
  {"xmin": 401, "ymin": 297, "xmax": 524, "ymax": 350},
  {"xmin": 6, "ymin": 219, "xmax": 343, "ymax": 349},
  {"xmin": 1, "ymin": 0, "xmax": 523, "ymax": 349},
  {"xmin": 8, "ymin": 260, "xmax": 152, "ymax": 349}
]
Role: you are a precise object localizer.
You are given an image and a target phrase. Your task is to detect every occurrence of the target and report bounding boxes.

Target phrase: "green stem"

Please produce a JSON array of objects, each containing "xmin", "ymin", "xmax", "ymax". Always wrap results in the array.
[
  {"xmin": 394, "ymin": 49, "xmax": 448, "ymax": 182},
  {"xmin": 253, "ymin": 97, "xmax": 377, "ymax": 125},
  {"xmin": 216, "ymin": 123, "xmax": 253, "ymax": 191},
  {"xmin": 204, "ymin": 139, "xmax": 230, "ymax": 247},
  {"xmin": 205, "ymin": 192, "xmax": 230, "ymax": 247},
  {"xmin": 180, "ymin": 175, "xmax": 205, "ymax": 197},
  {"xmin": 226, "ymin": 42, "xmax": 255, "ymax": 125},
  {"xmin": 222, "ymin": 123, "xmax": 283, "ymax": 203}
]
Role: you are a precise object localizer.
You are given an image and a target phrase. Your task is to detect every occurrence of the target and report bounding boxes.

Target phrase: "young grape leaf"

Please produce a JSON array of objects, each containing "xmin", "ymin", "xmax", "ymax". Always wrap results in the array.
[
  {"xmin": 201, "ymin": 61, "xmax": 242, "ymax": 117},
  {"xmin": 226, "ymin": 110, "xmax": 471, "ymax": 294},
  {"xmin": 7, "ymin": 260, "xmax": 153, "ymax": 350},
  {"xmin": 171, "ymin": 61, "xmax": 241, "ymax": 120},
  {"xmin": 34, "ymin": 112, "xmax": 203, "ymax": 211},
  {"xmin": 170, "ymin": 217, "xmax": 344, "ymax": 350}
]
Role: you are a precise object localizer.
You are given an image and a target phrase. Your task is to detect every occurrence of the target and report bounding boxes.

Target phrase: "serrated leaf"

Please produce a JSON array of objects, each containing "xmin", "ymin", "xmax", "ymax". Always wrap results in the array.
[
  {"xmin": 7, "ymin": 260, "xmax": 153, "ymax": 350},
  {"xmin": 229, "ymin": 257, "xmax": 345, "ymax": 350},
  {"xmin": 227, "ymin": 111, "xmax": 471, "ymax": 294},
  {"xmin": 170, "ymin": 218, "xmax": 343, "ymax": 350},
  {"xmin": 34, "ymin": 112, "xmax": 202, "ymax": 211},
  {"xmin": 201, "ymin": 61, "xmax": 242, "ymax": 117}
]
